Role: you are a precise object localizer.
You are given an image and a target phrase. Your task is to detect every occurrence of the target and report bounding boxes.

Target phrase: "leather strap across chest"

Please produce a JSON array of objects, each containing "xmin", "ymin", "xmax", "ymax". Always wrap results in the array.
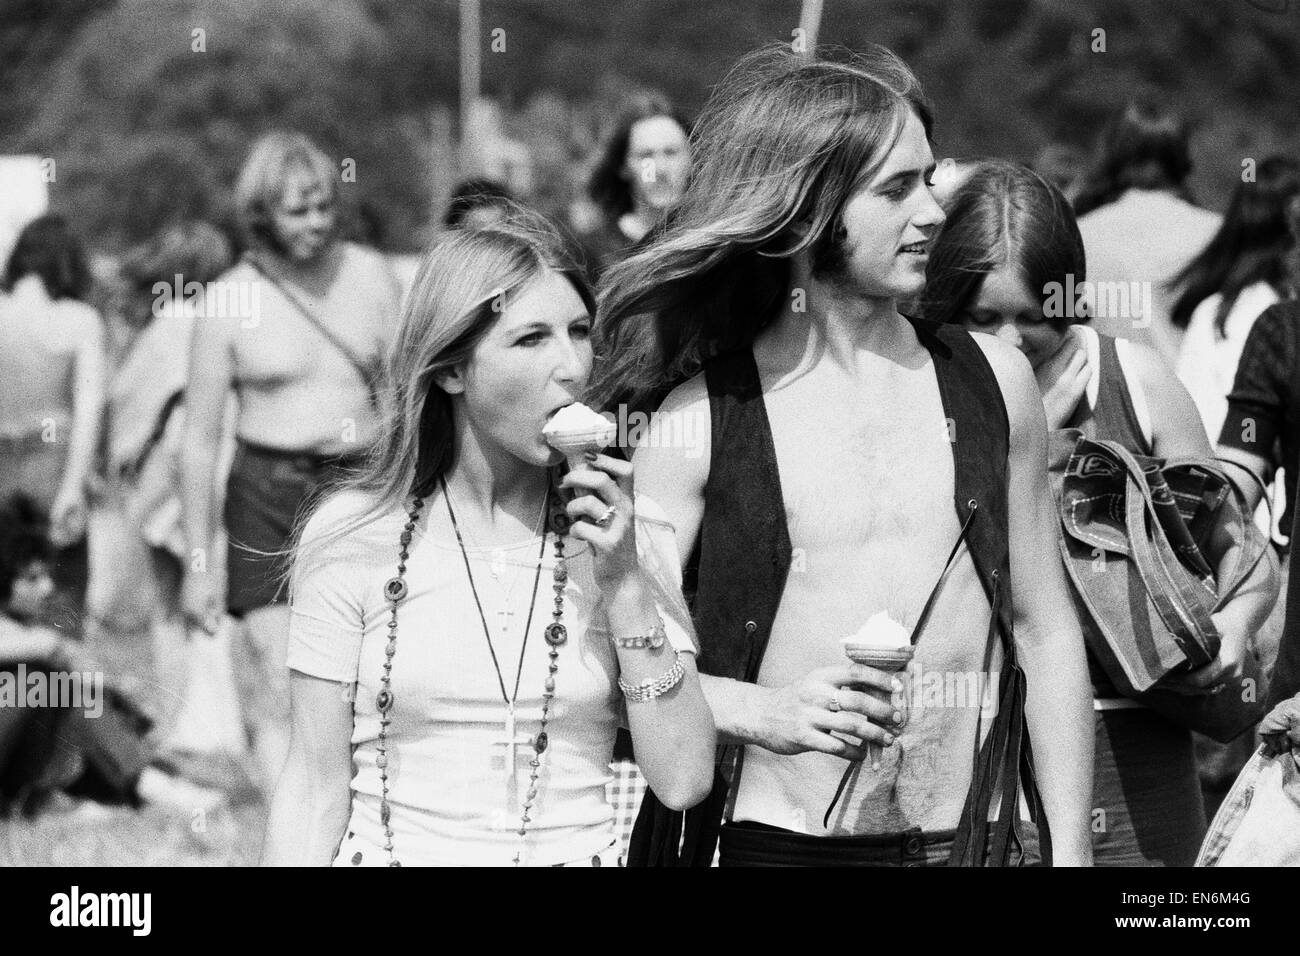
[{"xmin": 242, "ymin": 252, "xmax": 382, "ymax": 405}]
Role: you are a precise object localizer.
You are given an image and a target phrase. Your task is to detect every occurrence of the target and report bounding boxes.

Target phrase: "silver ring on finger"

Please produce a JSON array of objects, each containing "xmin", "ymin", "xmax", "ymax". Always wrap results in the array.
[
  {"xmin": 828, "ymin": 691, "xmax": 841, "ymax": 713},
  {"xmin": 595, "ymin": 504, "xmax": 617, "ymax": 528}
]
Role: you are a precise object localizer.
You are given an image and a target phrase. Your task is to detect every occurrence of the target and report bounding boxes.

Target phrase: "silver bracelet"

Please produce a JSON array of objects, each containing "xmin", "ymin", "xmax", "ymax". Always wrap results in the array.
[
  {"xmin": 618, "ymin": 651, "xmax": 686, "ymax": 702},
  {"xmin": 610, "ymin": 618, "xmax": 666, "ymax": 650}
]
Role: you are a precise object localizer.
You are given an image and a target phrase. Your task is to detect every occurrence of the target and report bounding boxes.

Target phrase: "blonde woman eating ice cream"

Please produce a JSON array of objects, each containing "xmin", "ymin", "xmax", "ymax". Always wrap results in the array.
[{"xmin": 262, "ymin": 211, "xmax": 714, "ymax": 867}]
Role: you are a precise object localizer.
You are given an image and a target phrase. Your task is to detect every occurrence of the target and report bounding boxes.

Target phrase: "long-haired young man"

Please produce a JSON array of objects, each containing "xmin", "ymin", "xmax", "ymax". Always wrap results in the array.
[{"xmin": 591, "ymin": 45, "xmax": 1093, "ymax": 867}]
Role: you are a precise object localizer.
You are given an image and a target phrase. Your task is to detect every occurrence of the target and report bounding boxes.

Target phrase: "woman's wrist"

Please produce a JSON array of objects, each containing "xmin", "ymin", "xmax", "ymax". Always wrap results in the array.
[
  {"xmin": 598, "ymin": 563, "xmax": 648, "ymax": 606},
  {"xmin": 601, "ymin": 568, "xmax": 667, "ymax": 642},
  {"xmin": 610, "ymin": 617, "xmax": 666, "ymax": 650}
]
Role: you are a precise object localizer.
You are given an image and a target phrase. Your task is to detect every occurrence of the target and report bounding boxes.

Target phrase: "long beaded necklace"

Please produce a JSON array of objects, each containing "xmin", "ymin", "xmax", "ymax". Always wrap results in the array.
[{"xmin": 375, "ymin": 475, "xmax": 571, "ymax": 867}]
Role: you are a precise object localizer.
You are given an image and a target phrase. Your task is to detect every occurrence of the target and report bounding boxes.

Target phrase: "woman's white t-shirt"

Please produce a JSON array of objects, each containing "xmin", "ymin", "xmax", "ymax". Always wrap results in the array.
[{"xmin": 287, "ymin": 488, "xmax": 695, "ymax": 867}]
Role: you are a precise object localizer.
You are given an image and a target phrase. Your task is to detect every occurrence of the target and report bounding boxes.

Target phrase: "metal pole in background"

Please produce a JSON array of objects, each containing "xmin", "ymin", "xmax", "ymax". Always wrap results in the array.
[
  {"xmin": 798, "ymin": 0, "xmax": 823, "ymax": 58},
  {"xmin": 459, "ymin": 0, "xmax": 481, "ymax": 174}
]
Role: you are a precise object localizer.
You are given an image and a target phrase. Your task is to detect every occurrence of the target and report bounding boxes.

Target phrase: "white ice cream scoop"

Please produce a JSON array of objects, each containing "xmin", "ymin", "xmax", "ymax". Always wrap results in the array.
[
  {"xmin": 840, "ymin": 611, "xmax": 914, "ymax": 670},
  {"xmin": 543, "ymin": 402, "xmax": 617, "ymax": 470}
]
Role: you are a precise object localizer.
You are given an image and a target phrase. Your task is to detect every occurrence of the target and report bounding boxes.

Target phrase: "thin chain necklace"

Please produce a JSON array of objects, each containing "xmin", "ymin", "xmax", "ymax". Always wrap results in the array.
[
  {"xmin": 442, "ymin": 476, "xmax": 546, "ymax": 805},
  {"xmin": 451, "ymin": 480, "xmax": 549, "ymax": 591},
  {"xmin": 375, "ymin": 476, "xmax": 571, "ymax": 867}
]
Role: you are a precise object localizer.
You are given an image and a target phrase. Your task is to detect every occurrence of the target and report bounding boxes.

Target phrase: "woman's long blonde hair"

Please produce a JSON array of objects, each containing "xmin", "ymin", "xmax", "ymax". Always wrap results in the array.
[{"xmin": 290, "ymin": 209, "xmax": 594, "ymax": 574}]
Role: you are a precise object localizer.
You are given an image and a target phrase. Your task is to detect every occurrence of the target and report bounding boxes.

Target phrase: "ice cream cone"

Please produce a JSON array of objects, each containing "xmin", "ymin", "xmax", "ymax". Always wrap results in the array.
[
  {"xmin": 543, "ymin": 402, "xmax": 617, "ymax": 469},
  {"xmin": 841, "ymin": 643, "xmax": 914, "ymax": 671},
  {"xmin": 839, "ymin": 612, "xmax": 914, "ymax": 772},
  {"xmin": 562, "ymin": 451, "xmax": 597, "ymax": 474},
  {"xmin": 840, "ymin": 611, "xmax": 913, "ymax": 670}
]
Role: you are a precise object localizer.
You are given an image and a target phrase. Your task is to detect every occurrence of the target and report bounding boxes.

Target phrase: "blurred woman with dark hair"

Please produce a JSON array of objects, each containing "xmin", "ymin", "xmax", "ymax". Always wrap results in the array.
[
  {"xmin": 926, "ymin": 161, "xmax": 1277, "ymax": 866},
  {"xmin": 1174, "ymin": 156, "xmax": 1300, "ymax": 444},
  {"xmin": 575, "ymin": 94, "xmax": 691, "ymax": 282},
  {"xmin": 2, "ymin": 214, "xmax": 93, "ymax": 301},
  {"xmin": 0, "ymin": 215, "xmax": 106, "ymax": 628},
  {"xmin": 1073, "ymin": 98, "xmax": 1196, "ymax": 218},
  {"xmin": 1073, "ymin": 97, "xmax": 1221, "ymax": 365}
]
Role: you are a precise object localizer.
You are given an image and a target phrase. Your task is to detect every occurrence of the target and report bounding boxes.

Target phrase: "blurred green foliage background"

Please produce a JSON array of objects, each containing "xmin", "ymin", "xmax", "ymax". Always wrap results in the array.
[{"xmin": 3, "ymin": 0, "xmax": 1297, "ymax": 252}]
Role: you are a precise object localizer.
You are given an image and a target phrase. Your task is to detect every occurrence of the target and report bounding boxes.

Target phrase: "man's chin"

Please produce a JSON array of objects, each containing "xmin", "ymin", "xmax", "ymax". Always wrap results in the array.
[
  {"xmin": 869, "ymin": 280, "xmax": 925, "ymax": 303},
  {"xmin": 897, "ymin": 278, "xmax": 927, "ymax": 299},
  {"xmin": 288, "ymin": 240, "xmax": 332, "ymax": 265},
  {"xmin": 642, "ymin": 192, "xmax": 681, "ymax": 213}
]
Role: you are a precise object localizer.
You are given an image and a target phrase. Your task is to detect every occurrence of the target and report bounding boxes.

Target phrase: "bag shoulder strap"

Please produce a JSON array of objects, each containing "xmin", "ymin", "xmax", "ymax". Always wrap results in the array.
[
  {"xmin": 1115, "ymin": 442, "xmax": 1269, "ymax": 608},
  {"xmin": 1212, "ymin": 455, "xmax": 1275, "ymax": 530},
  {"xmin": 1098, "ymin": 439, "xmax": 1220, "ymax": 639},
  {"xmin": 123, "ymin": 389, "xmax": 184, "ymax": 479},
  {"xmin": 243, "ymin": 253, "xmax": 381, "ymax": 402}
]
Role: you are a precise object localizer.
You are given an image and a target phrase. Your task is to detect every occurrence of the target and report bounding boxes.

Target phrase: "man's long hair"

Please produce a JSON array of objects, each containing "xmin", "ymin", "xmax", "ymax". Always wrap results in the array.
[{"xmin": 587, "ymin": 44, "xmax": 932, "ymax": 416}]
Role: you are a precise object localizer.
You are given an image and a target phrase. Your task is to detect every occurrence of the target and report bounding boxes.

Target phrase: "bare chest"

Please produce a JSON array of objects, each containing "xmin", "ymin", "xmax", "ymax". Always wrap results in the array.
[
  {"xmin": 232, "ymin": 280, "xmax": 385, "ymax": 388},
  {"xmin": 761, "ymin": 362, "xmax": 957, "ymax": 552}
]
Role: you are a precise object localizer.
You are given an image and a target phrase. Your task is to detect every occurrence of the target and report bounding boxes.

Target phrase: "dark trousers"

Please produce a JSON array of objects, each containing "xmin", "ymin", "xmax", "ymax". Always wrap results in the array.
[
  {"xmin": 224, "ymin": 439, "xmax": 360, "ymax": 615},
  {"xmin": 719, "ymin": 820, "xmax": 1042, "ymax": 867},
  {"xmin": 1091, "ymin": 709, "xmax": 1206, "ymax": 866}
]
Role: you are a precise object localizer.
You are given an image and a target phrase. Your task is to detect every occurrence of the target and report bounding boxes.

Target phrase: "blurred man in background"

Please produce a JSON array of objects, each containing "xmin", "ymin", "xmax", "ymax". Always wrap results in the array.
[{"xmin": 179, "ymin": 131, "xmax": 402, "ymax": 792}]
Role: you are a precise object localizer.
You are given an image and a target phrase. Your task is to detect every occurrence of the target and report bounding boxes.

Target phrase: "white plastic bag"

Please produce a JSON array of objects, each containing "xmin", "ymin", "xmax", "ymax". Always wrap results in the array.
[
  {"xmin": 162, "ymin": 617, "xmax": 247, "ymax": 757},
  {"xmin": 1196, "ymin": 745, "xmax": 1300, "ymax": 866}
]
